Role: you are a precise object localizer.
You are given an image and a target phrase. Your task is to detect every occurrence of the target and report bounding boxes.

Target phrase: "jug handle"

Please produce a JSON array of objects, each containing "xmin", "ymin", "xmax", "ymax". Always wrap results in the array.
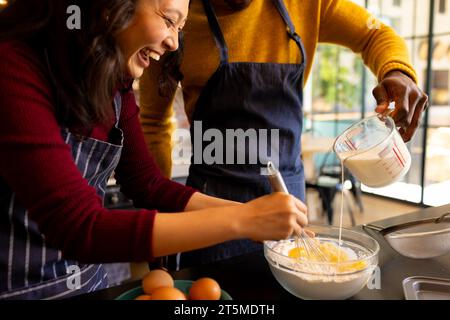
[{"xmin": 377, "ymin": 102, "xmax": 396, "ymax": 121}]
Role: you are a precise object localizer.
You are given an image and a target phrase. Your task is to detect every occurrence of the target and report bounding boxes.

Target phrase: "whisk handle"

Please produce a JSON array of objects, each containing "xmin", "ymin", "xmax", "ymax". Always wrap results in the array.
[{"xmin": 267, "ymin": 162, "xmax": 289, "ymax": 194}]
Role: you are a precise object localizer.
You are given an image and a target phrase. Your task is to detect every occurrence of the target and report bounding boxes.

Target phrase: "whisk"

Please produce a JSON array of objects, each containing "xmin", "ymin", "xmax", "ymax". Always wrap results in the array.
[{"xmin": 266, "ymin": 162, "xmax": 329, "ymax": 265}]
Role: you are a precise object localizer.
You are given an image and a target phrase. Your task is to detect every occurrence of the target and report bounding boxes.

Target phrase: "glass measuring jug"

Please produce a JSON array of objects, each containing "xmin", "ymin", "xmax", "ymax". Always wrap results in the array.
[{"xmin": 333, "ymin": 115, "xmax": 411, "ymax": 188}]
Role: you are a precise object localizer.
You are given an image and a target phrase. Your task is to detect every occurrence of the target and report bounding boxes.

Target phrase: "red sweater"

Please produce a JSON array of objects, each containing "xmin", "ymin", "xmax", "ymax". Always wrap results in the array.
[{"xmin": 0, "ymin": 41, "xmax": 196, "ymax": 263}]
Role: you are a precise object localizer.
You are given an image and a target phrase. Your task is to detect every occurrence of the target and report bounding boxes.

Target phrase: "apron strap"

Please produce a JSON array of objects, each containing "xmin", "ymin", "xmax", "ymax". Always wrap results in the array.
[
  {"xmin": 201, "ymin": 0, "xmax": 229, "ymax": 63},
  {"xmin": 202, "ymin": 0, "xmax": 306, "ymax": 66},
  {"xmin": 272, "ymin": 0, "xmax": 307, "ymax": 66}
]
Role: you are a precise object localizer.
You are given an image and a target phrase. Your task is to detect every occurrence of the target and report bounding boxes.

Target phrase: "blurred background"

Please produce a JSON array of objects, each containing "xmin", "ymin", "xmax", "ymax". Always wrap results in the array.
[{"xmin": 302, "ymin": 0, "xmax": 450, "ymax": 209}]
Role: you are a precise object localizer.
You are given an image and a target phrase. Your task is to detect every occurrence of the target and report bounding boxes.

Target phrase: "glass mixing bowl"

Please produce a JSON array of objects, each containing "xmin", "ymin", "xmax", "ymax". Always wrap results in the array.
[{"xmin": 264, "ymin": 225, "xmax": 380, "ymax": 300}]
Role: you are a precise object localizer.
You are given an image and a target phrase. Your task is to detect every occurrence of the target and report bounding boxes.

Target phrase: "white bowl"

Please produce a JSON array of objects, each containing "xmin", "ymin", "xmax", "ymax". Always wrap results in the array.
[{"xmin": 264, "ymin": 225, "xmax": 379, "ymax": 300}]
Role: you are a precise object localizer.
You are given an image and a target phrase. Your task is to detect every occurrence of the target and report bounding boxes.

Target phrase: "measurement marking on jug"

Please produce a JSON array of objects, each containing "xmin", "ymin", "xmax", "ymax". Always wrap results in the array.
[
  {"xmin": 344, "ymin": 139, "xmax": 356, "ymax": 151},
  {"xmin": 392, "ymin": 147, "xmax": 405, "ymax": 168},
  {"xmin": 394, "ymin": 141, "xmax": 407, "ymax": 166}
]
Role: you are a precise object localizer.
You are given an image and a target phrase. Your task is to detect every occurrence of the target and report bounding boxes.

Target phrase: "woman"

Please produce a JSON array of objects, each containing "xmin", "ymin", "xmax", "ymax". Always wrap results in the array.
[{"xmin": 0, "ymin": 0, "xmax": 308, "ymax": 299}]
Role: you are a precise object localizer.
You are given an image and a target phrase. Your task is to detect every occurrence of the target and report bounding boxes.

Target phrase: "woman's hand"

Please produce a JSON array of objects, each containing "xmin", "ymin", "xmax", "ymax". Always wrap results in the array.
[
  {"xmin": 152, "ymin": 192, "xmax": 310, "ymax": 257},
  {"xmin": 372, "ymin": 70, "xmax": 428, "ymax": 142},
  {"xmin": 236, "ymin": 192, "xmax": 308, "ymax": 242}
]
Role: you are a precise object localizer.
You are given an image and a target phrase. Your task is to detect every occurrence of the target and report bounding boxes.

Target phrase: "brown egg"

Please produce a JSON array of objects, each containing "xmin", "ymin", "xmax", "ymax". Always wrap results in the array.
[
  {"xmin": 150, "ymin": 287, "xmax": 187, "ymax": 300},
  {"xmin": 142, "ymin": 269, "xmax": 174, "ymax": 295},
  {"xmin": 134, "ymin": 294, "xmax": 151, "ymax": 300},
  {"xmin": 189, "ymin": 278, "xmax": 221, "ymax": 300}
]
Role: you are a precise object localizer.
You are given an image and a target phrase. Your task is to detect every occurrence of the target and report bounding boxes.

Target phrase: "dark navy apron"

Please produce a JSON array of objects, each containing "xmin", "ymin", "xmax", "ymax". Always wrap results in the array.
[
  {"xmin": 180, "ymin": 0, "xmax": 307, "ymax": 268},
  {"xmin": 0, "ymin": 94, "xmax": 124, "ymax": 299}
]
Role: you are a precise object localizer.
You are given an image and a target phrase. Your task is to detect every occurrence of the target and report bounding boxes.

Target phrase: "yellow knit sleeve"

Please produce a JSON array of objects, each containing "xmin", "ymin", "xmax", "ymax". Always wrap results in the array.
[
  {"xmin": 318, "ymin": 0, "xmax": 418, "ymax": 83},
  {"xmin": 139, "ymin": 61, "xmax": 176, "ymax": 178}
]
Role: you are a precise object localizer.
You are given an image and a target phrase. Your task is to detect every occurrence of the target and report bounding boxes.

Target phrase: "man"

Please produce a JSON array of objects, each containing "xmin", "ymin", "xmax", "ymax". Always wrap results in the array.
[{"xmin": 139, "ymin": 0, "xmax": 428, "ymax": 269}]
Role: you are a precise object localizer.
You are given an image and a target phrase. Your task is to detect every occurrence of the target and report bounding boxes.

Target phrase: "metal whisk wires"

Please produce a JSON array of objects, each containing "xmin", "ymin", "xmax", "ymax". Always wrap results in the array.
[{"xmin": 266, "ymin": 162, "xmax": 330, "ymax": 272}]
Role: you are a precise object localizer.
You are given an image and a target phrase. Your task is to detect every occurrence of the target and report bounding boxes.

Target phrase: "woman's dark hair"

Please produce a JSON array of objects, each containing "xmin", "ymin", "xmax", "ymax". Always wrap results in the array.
[
  {"xmin": 0, "ymin": 0, "xmax": 183, "ymax": 135},
  {"xmin": 159, "ymin": 31, "xmax": 185, "ymax": 97}
]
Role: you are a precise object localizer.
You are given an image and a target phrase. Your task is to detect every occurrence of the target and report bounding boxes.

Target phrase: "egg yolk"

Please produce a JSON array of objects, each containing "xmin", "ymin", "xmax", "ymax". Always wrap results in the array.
[{"xmin": 288, "ymin": 242, "xmax": 367, "ymax": 272}]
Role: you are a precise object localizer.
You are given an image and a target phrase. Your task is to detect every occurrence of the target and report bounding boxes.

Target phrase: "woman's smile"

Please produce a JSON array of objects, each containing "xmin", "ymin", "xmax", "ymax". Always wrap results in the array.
[
  {"xmin": 117, "ymin": 0, "xmax": 188, "ymax": 79},
  {"xmin": 136, "ymin": 47, "xmax": 161, "ymax": 69}
]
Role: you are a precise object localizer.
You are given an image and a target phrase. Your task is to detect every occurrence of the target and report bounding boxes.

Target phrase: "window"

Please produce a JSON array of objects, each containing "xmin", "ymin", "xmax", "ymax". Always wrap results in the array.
[
  {"xmin": 311, "ymin": 0, "xmax": 450, "ymax": 207},
  {"xmin": 390, "ymin": 17, "xmax": 402, "ymax": 33},
  {"xmin": 439, "ymin": 0, "xmax": 447, "ymax": 14},
  {"xmin": 310, "ymin": 45, "xmax": 364, "ymax": 139},
  {"xmin": 432, "ymin": 70, "xmax": 449, "ymax": 90}
]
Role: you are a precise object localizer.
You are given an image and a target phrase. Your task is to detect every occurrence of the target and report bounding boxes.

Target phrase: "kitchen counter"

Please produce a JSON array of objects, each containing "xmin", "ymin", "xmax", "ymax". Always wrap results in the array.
[{"xmin": 76, "ymin": 204, "xmax": 450, "ymax": 300}]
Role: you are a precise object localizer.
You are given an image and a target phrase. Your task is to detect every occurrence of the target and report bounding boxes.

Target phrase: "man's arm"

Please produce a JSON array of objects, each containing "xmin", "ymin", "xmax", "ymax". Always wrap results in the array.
[
  {"xmin": 139, "ymin": 58, "xmax": 178, "ymax": 177},
  {"xmin": 319, "ymin": 0, "xmax": 428, "ymax": 141},
  {"xmin": 319, "ymin": 0, "xmax": 417, "ymax": 82}
]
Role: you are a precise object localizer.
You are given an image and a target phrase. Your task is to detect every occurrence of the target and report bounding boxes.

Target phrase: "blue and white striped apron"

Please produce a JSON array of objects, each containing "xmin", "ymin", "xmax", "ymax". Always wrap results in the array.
[{"xmin": 0, "ymin": 94, "xmax": 124, "ymax": 299}]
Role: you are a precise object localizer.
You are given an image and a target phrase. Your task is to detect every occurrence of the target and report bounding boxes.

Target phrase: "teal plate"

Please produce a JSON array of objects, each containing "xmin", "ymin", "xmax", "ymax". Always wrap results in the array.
[{"xmin": 116, "ymin": 280, "xmax": 232, "ymax": 300}]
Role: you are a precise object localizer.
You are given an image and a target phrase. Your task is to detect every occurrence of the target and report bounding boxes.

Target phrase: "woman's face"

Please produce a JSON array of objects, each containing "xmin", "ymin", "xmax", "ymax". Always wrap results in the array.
[{"xmin": 116, "ymin": 0, "xmax": 189, "ymax": 79}]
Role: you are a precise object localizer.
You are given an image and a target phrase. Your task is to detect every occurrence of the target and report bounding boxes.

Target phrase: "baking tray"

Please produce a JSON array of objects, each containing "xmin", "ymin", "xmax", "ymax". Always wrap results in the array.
[{"xmin": 403, "ymin": 276, "xmax": 450, "ymax": 300}]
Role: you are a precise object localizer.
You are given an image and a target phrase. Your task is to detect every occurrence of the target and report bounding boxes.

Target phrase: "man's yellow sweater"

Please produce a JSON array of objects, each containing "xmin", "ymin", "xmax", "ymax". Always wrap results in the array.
[{"xmin": 139, "ymin": 0, "xmax": 417, "ymax": 177}]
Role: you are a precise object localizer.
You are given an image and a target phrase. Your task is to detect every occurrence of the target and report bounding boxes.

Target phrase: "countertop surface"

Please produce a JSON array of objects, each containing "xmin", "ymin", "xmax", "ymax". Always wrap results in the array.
[{"xmin": 76, "ymin": 204, "xmax": 450, "ymax": 300}]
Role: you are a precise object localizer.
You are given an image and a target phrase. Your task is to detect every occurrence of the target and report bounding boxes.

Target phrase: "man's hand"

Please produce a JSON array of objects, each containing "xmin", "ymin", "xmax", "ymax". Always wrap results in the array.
[{"xmin": 372, "ymin": 70, "xmax": 428, "ymax": 142}]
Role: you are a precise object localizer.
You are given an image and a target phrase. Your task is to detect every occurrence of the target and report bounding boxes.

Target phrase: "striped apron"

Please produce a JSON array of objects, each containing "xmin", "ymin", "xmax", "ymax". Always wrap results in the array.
[{"xmin": 0, "ymin": 94, "xmax": 124, "ymax": 300}]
